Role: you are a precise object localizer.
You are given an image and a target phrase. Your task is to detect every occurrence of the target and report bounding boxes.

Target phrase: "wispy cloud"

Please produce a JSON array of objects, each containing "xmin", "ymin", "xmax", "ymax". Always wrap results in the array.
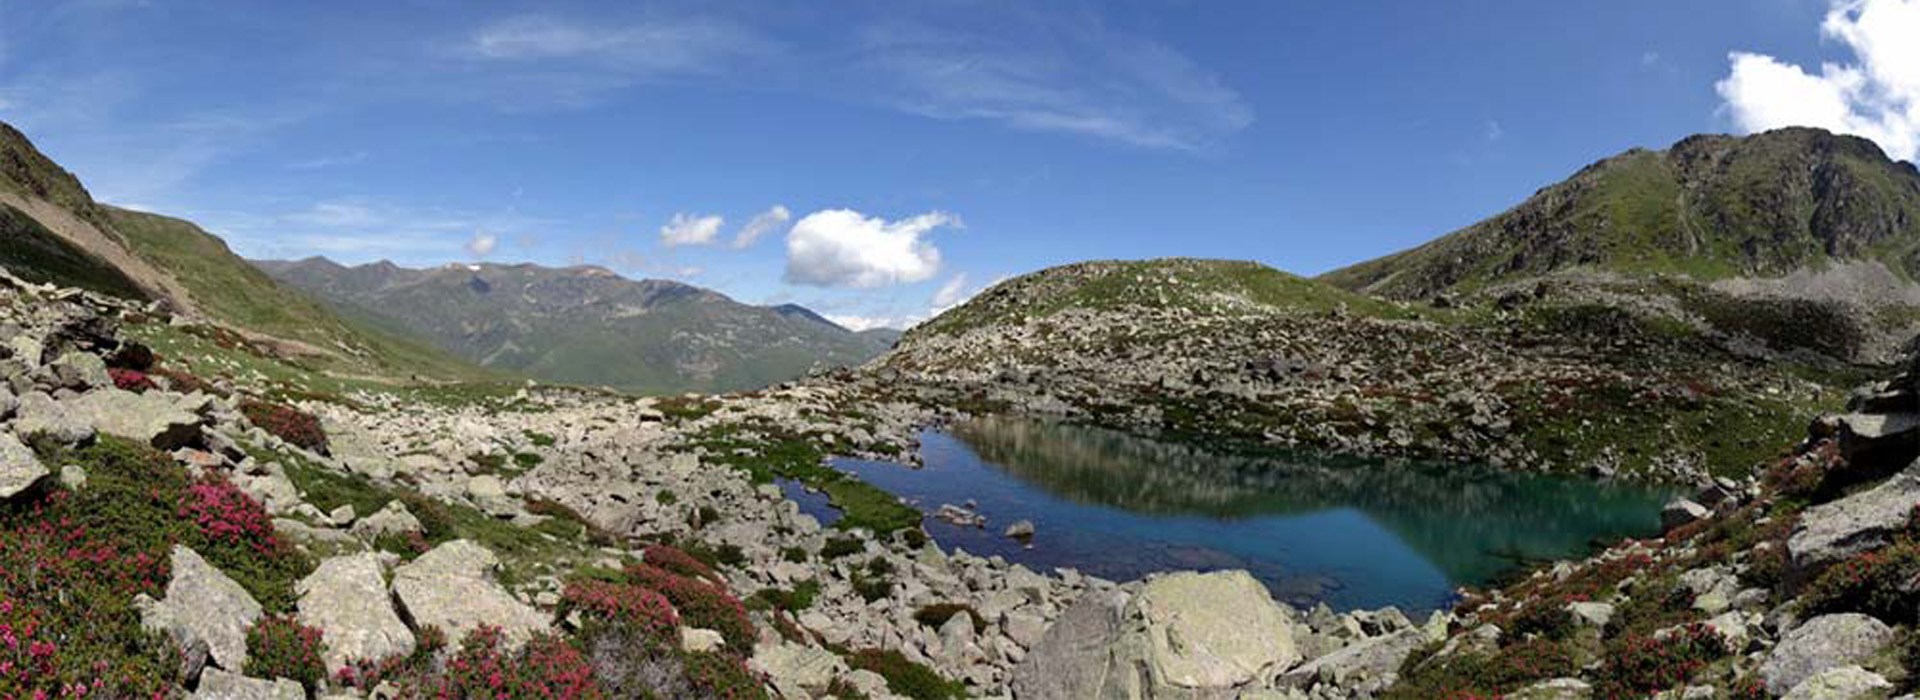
[
  {"xmin": 660, "ymin": 212, "xmax": 725, "ymax": 247},
  {"xmin": 732, "ymin": 205, "xmax": 791, "ymax": 249},
  {"xmin": 1716, "ymin": 0, "xmax": 1920, "ymax": 160},
  {"xmin": 287, "ymin": 150, "xmax": 369, "ymax": 170},
  {"xmin": 854, "ymin": 10, "xmax": 1252, "ymax": 152},
  {"xmin": 197, "ymin": 197, "xmax": 556, "ymax": 264}
]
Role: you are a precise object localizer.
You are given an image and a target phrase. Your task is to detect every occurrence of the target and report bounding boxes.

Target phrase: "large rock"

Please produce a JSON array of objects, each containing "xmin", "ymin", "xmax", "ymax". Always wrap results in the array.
[
  {"xmin": 1832, "ymin": 412, "xmax": 1920, "ymax": 479},
  {"xmin": 49, "ymin": 351, "xmax": 109, "ymax": 391},
  {"xmin": 1782, "ymin": 665, "xmax": 1893, "ymax": 699},
  {"xmin": 390, "ymin": 539, "xmax": 547, "ymax": 649},
  {"xmin": 1660, "ymin": 498, "xmax": 1710, "ymax": 532},
  {"xmin": 11, "ymin": 391, "xmax": 97, "ymax": 444},
  {"xmin": 1508, "ymin": 678, "xmax": 1594, "ymax": 699},
  {"xmin": 66, "ymin": 388, "xmax": 209, "ymax": 450},
  {"xmin": 1761, "ymin": 614, "xmax": 1894, "ymax": 696},
  {"xmin": 0, "ymin": 431, "xmax": 48, "ymax": 500},
  {"xmin": 191, "ymin": 668, "xmax": 304, "ymax": 700},
  {"xmin": 1788, "ymin": 463, "xmax": 1920, "ymax": 582},
  {"xmin": 1012, "ymin": 570, "xmax": 1302, "ymax": 699},
  {"xmin": 1276, "ymin": 627, "xmax": 1431, "ymax": 696},
  {"xmin": 138, "ymin": 546, "xmax": 264, "ymax": 673},
  {"xmin": 296, "ymin": 554, "xmax": 415, "ymax": 670},
  {"xmin": 349, "ymin": 500, "xmax": 423, "ymax": 541},
  {"xmin": 749, "ymin": 641, "xmax": 848, "ymax": 697}
]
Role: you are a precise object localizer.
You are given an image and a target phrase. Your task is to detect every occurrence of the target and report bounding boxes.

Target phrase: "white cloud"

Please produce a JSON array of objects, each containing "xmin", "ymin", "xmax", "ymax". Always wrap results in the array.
[
  {"xmin": 932, "ymin": 273, "xmax": 972, "ymax": 310},
  {"xmin": 784, "ymin": 209, "xmax": 957, "ymax": 288},
  {"xmin": 858, "ymin": 12, "xmax": 1251, "ymax": 152},
  {"xmin": 1716, "ymin": 0, "xmax": 1920, "ymax": 160},
  {"xmin": 660, "ymin": 212, "xmax": 725, "ymax": 247},
  {"xmin": 732, "ymin": 205, "xmax": 791, "ymax": 249},
  {"xmin": 466, "ymin": 230, "xmax": 499, "ymax": 257},
  {"xmin": 1484, "ymin": 121, "xmax": 1504, "ymax": 142},
  {"xmin": 826, "ymin": 314, "xmax": 910, "ymax": 332},
  {"xmin": 463, "ymin": 15, "xmax": 771, "ymax": 74},
  {"xmin": 287, "ymin": 150, "xmax": 368, "ymax": 170}
]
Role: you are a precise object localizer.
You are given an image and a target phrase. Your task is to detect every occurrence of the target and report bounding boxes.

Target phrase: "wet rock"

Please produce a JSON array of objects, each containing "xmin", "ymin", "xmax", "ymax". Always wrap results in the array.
[
  {"xmin": 1003, "ymin": 519, "xmax": 1035, "ymax": 539},
  {"xmin": 297, "ymin": 553, "xmax": 415, "ymax": 671},
  {"xmin": 1762, "ymin": 614, "xmax": 1894, "ymax": 695}
]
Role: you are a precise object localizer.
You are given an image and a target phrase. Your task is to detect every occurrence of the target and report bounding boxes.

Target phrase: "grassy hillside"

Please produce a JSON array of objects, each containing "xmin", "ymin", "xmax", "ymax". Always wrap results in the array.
[
  {"xmin": 911, "ymin": 258, "xmax": 1416, "ymax": 340},
  {"xmin": 0, "ymin": 202, "xmax": 147, "ymax": 299},
  {"xmin": 1321, "ymin": 128, "xmax": 1920, "ymax": 299}
]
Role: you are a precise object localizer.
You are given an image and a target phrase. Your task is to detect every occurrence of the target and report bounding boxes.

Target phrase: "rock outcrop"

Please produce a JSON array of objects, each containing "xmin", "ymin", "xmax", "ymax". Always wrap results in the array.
[
  {"xmin": 137, "ymin": 546, "xmax": 264, "ymax": 675},
  {"xmin": 296, "ymin": 553, "xmax": 415, "ymax": 671},
  {"xmin": 390, "ymin": 539, "xmax": 548, "ymax": 648}
]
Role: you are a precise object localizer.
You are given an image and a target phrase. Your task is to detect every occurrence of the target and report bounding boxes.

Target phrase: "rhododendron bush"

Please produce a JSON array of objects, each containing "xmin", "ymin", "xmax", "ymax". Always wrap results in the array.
[
  {"xmin": 0, "ymin": 436, "xmax": 309, "ymax": 698},
  {"xmin": 240, "ymin": 398, "xmax": 329, "ymax": 453}
]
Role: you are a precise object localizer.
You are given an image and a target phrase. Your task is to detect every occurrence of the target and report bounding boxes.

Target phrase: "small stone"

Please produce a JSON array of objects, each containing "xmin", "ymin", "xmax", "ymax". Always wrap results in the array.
[
  {"xmin": 1004, "ymin": 519, "xmax": 1035, "ymax": 539},
  {"xmin": 680, "ymin": 627, "xmax": 725, "ymax": 653},
  {"xmin": 1661, "ymin": 498, "xmax": 1710, "ymax": 532}
]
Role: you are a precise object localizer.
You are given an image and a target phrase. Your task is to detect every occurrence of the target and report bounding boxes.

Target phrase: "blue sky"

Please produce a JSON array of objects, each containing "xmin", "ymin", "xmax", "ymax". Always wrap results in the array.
[{"xmin": 2, "ymin": 0, "xmax": 1915, "ymax": 329}]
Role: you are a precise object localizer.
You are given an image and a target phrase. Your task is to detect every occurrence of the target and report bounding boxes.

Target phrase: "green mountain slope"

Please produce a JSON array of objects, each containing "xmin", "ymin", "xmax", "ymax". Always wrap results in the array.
[
  {"xmin": 0, "ymin": 119, "xmax": 487, "ymax": 382},
  {"xmin": 257, "ymin": 257, "xmax": 898, "ymax": 394},
  {"xmin": 1320, "ymin": 127, "xmax": 1920, "ymax": 299}
]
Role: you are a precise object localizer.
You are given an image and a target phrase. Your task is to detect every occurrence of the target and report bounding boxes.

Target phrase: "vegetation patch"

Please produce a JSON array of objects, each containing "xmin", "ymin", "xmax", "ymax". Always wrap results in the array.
[{"xmin": 847, "ymin": 648, "xmax": 967, "ymax": 700}]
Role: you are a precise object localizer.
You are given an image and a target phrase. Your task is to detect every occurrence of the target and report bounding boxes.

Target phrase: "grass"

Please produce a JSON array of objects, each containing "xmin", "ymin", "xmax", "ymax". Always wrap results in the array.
[
  {"xmin": 0, "ymin": 202, "xmax": 149, "ymax": 300},
  {"xmin": 687, "ymin": 423, "xmax": 922, "ymax": 534}
]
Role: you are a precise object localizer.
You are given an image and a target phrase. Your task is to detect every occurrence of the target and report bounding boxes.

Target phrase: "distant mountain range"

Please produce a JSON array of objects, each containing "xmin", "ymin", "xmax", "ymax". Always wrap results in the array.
[{"xmin": 255, "ymin": 258, "xmax": 900, "ymax": 393}]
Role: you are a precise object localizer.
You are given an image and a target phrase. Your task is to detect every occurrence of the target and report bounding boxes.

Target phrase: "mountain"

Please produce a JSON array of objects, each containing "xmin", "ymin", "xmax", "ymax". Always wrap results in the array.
[
  {"xmin": 1320, "ymin": 127, "xmax": 1920, "ymax": 300},
  {"xmin": 256, "ymin": 257, "xmax": 899, "ymax": 394},
  {"xmin": 0, "ymin": 121, "xmax": 484, "ymax": 382}
]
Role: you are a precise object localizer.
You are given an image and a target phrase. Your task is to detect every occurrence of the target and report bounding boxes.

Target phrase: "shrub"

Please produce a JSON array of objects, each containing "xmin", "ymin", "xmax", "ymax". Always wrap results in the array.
[
  {"xmin": 645, "ymin": 543, "xmax": 720, "ymax": 582},
  {"xmin": 682, "ymin": 651, "xmax": 770, "ymax": 699},
  {"xmin": 562, "ymin": 579, "xmax": 680, "ymax": 645},
  {"xmin": 697, "ymin": 505, "xmax": 722, "ymax": 526},
  {"xmin": 1383, "ymin": 638, "xmax": 1578, "ymax": 700},
  {"xmin": 240, "ymin": 398, "xmax": 328, "ymax": 453},
  {"xmin": 1505, "ymin": 595, "xmax": 1575, "ymax": 641},
  {"xmin": 821, "ymin": 536, "xmax": 864, "ymax": 559},
  {"xmin": 747, "ymin": 580, "xmax": 821, "ymax": 613},
  {"xmin": 152, "ymin": 366, "xmax": 222, "ymax": 396},
  {"xmin": 913, "ymin": 603, "xmax": 986, "ymax": 630},
  {"xmin": 781, "ymin": 546, "xmax": 808, "ymax": 563},
  {"xmin": 626, "ymin": 564, "xmax": 756, "ymax": 653},
  {"xmin": 179, "ymin": 474, "xmax": 280, "ymax": 555},
  {"xmin": 337, "ymin": 626, "xmax": 446, "ymax": 691},
  {"xmin": 524, "ymin": 430, "xmax": 557, "ymax": 447},
  {"xmin": 108, "ymin": 367, "xmax": 156, "ymax": 392},
  {"xmin": 514, "ymin": 452, "xmax": 544, "ymax": 469},
  {"xmin": 416, "ymin": 627, "xmax": 606, "ymax": 700},
  {"xmin": 657, "ymin": 490, "xmax": 678, "ymax": 505},
  {"xmin": 244, "ymin": 615, "xmax": 326, "ymax": 692},
  {"xmin": 1593, "ymin": 624, "xmax": 1728, "ymax": 698},
  {"xmin": 848, "ymin": 649, "xmax": 966, "ymax": 700},
  {"xmin": 1800, "ymin": 541, "xmax": 1920, "ymax": 621}
]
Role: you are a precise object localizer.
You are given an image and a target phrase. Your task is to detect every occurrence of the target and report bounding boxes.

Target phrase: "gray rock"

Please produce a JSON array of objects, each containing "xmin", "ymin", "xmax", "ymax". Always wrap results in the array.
[
  {"xmin": 350, "ymin": 500, "xmax": 423, "ymax": 541},
  {"xmin": 1789, "ymin": 464, "xmax": 1920, "ymax": 582},
  {"xmin": 1762, "ymin": 614, "xmax": 1895, "ymax": 695},
  {"xmin": 1568, "ymin": 601, "xmax": 1614, "ymax": 629},
  {"xmin": 680, "ymin": 627, "xmax": 725, "ymax": 653},
  {"xmin": 58, "ymin": 463, "xmax": 86, "ymax": 489},
  {"xmin": 50, "ymin": 351, "xmax": 108, "ymax": 391},
  {"xmin": 1012, "ymin": 570, "xmax": 1301, "ymax": 698},
  {"xmin": 66, "ymin": 388, "xmax": 208, "ymax": 450},
  {"xmin": 1782, "ymin": 665, "xmax": 1893, "ymax": 700},
  {"xmin": 0, "ymin": 432, "xmax": 48, "ymax": 500},
  {"xmin": 1004, "ymin": 519, "xmax": 1035, "ymax": 539},
  {"xmin": 140, "ymin": 546, "xmax": 264, "ymax": 673},
  {"xmin": 1661, "ymin": 498, "xmax": 1710, "ymax": 532},
  {"xmin": 390, "ymin": 539, "xmax": 547, "ymax": 649},
  {"xmin": 1508, "ymin": 678, "xmax": 1594, "ymax": 700},
  {"xmin": 465, "ymin": 474, "xmax": 518, "ymax": 517},
  {"xmin": 1277, "ymin": 627, "xmax": 1429, "ymax": 696},
  {"xmin": 297, "ymin": 554, "xmax": 415, "ymax": 670},
  {"xmin": 11, "ymin": 391, "xmax": 96, "ymax": 444},
  {"xmin": 1834, "ymin": 412, "xmax": 1920, "ymax": 478},
  {"xmin": 749, "ymin": 641, "xmax": 847, "ymax": 697},
  {"xmin": 191, "ymin": 668, "xmax": 304, "ymax": 700}
]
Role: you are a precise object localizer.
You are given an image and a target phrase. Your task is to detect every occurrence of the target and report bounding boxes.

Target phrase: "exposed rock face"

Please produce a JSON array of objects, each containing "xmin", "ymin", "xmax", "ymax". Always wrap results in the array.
[
  {"xmin": 296, "ymin": 553, "xmax": 415, "ymax": 671},
  {"xmin": 1781, "ymin": 665, "xmax": 1892, "ymax": 700},
  {"xmin": 190, "ymin": 668, "xmax": 304, "ymax": 700},
  {"xmin": 0, "ymin": 431, "xmax": 46, "ymax": 499},
  {"xmin": 1012, "ymin": 570, "xmax": 1302, "ymax": 699},
  {"xmin": 1786, "ymin": 463, "xmax": 1920, "ymax": 582},
  {"xmin": 138, "ymin": 546, "xmax": 263, "ymax": 674},
  {"xmin": 1660, "ymin": 497, "xmax": 1710, "ymax": 532},
  {"xmin": 1276, "ymin": 627, "xmax": 1434, "ymax": 696},
  {"xmin": 1761, "ymin": 614, "xmax": 1894, "ymax": 695},
  {"xmin": 67, "ymin": 388, "xmax": 209, "ymax": 450},
  {"xmin": 390, "ymin": 539, "xmax": 548, "ymax": 649},
  {"xmin": 12, "ymin": 391, "xmax": 97, "ymax": 444}
]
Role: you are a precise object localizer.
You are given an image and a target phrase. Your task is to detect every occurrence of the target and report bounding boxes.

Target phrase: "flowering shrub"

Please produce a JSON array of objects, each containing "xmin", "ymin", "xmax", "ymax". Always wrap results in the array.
[
  {"xmin": 625, "ymin": 564, "xmax": 755, "ymax": 652},
  {"xmin": 1801, "ymin": 541, "xmax": 1920, "ymax": 621},
  {"xmin": 240, "ymin": 398, "xmax": 329, "ymax": 454},
  {"xmin": 108, "ymin": 367, "xmax": 157, "ymax": 393},
  {"xmin": 152, "ymin": 367, "xmax": 220, "ymax": 396},
  {"xmin": 1593, "ymin": 624, "xmax": 1728, "ymax": 698},
  {"xmin": 337, "ymin": 626, "xmax": 446, "ymax": 691},
  {"xmin": 1504, "ymin": 595, "xmax": 1577, "ymax": 641},
  {"xmin": 561, "ymin": 579, "xmax": 680, "ymax": 644},
  {"xmin": 179, "ymin": 475, "xmax": 280, "ymax": 555},
  {"xmin": 415, "ymin": 626, "xmax": 606, "ymax": 700},
  {"xmin": 1382, "ymin": 639, "xmax": 1577, "ymax": 700},
  {"xmin": 244, "ymin": 615, "xmax": 326, "ymax": 692},
  {"xmin": 1, "ymin": 436, "xmax": 310, "ymax": 698},
  {"xmin": 681, "ymin": 651, "xmax": 769, "ymax": 700},
  {"xmin": 644, "ymin": 543, "xmax": 719, "ymax": 582}
]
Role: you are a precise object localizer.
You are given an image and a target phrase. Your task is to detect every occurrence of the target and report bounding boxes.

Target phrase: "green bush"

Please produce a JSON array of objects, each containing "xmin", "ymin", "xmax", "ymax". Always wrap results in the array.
[
  {"xmin": 1801, "ymin": 541, "xmax": 1920, "ymax": 621},
  {"xmin": 912, "ymin": 603, "xmax": 985, "ymax": 630},
  {"xmin": 821, "ymin": 536, "xmax": 864, "ymax": 559},
  {"xmin": 244, "ymin": 616, "xmax": 326, "ymax": 692},
  {"xmin": 747, "ymin": 580, "xmax": 821, "ymax": 612},
  {"xmin": 1593, "ymin": 624, "xmax": 1728, "ymax": 698},
  {"xmin": 848, "ymin": 649, "xmax": 965, "ymax": 700},
  {"xmin": 1384, "ymin": 638, "xmax": 1578, "ymax": 700}
]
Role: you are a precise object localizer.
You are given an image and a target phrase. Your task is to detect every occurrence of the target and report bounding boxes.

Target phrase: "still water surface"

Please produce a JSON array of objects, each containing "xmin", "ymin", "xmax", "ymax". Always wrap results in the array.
[{"xmin": 784, "ymin": 417, "xmax": 1674, "ymax": 613}]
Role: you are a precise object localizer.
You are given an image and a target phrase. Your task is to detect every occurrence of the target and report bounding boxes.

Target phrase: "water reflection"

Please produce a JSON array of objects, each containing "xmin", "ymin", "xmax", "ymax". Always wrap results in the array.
[{"xmin": 820, "ymin": 417, "xmax": 1673, "ymax": 612}]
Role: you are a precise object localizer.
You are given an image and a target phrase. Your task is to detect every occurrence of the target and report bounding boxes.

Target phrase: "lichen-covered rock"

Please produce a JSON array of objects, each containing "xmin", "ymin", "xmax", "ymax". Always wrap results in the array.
[
  {"xmin": 390, "ymin": 539, "xmax": 547, "ymax": 648},
  {"xmin": 0, "ymin": 431, "xmax": 47, "ymax": 500},
  {"xmin": 191, "ymin": 668, "xmax": 304, "ymax": 700},
  {"xmin": 297, "ymin": 553, "xmax": 415, "ymax": 670},
  {"xmin": 1762, "ymin": 614, "xmax": 1894, "ymax": 696},
  {"xmin": 11, "ymin": 391, "xmax": 96, "ymax": 444},
  {"xmin": 1788, "ymin": 464, "xmax": 1920, "ymax": 582},
  {"xmin": 1012, "ymin": 570, "xmax": 1302, "ymax": 699},
  {"xmin": 349, "ymin": 500, "xmax": 422, "ymax": 541},
  {"xmin": 138, "ymin": 546, "xmax": 264, "ymax": 673},
  {"xmin": 1782, "ymin": 665, "xmax": 1893, "ymax": 700}
]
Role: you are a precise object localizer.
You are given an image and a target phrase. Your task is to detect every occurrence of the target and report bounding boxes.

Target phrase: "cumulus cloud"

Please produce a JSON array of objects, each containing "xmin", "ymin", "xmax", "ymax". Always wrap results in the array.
[
  {"xmin": 660, "ymin": 212, "xmax": 725, "ymax": 247},
  {"xmin": 732, "ymin": 205, "xmax": 791, "ymax": 249},
  {"xmin": 1716, "ymin": 0, "xmax": 1920, "ymax": 160},
  {"xmin": 466, "ymin": 230, "xmax": 499, "ymax": 257},
  {"xmin": 783, "ymin": 209, "xmax": 957, "ymax": 288},
  {"xmin": 824, "ymin": 314, "xmax": 906, "ymax": 332},
  {"xmin": 932, "ymin": 273, "xmax": 972, "ymax": 310}
]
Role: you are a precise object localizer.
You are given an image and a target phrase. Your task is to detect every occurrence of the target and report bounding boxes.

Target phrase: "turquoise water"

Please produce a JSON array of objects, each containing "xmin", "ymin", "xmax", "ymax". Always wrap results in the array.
[{"xmin": 791, "ymin": 417, "xmax": 1674, "ymax": 613}]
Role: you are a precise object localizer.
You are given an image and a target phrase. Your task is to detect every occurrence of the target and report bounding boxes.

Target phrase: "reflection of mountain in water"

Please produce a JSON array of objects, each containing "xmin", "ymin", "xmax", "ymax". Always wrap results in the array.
[{"xmin": 948, "ymin": 417, "xmax": 1673, "ymax": 586}]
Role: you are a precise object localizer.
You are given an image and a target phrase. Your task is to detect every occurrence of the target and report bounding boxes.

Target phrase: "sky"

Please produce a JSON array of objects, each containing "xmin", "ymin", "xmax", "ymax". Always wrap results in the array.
[{"xmin": 2, "ymin": 0, "xmax": 1917, "ymax": 330}]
